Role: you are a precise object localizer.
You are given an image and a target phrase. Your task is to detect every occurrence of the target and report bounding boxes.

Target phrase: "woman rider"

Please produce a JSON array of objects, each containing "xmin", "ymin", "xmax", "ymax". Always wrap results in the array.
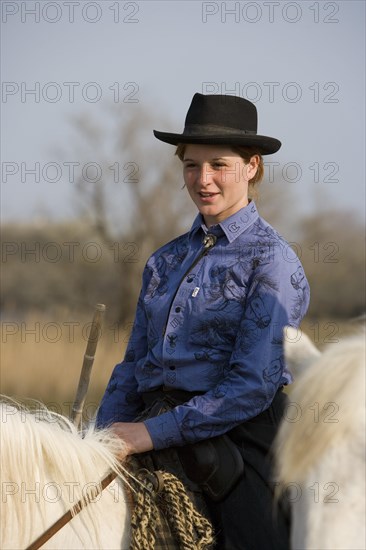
[{"xmin": 96, "ymin": 93, "xmax": 310, "ymax": 549}]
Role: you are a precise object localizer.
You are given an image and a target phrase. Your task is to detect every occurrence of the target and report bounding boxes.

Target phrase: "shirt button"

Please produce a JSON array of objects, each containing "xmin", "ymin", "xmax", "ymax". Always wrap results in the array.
[
  {"xmin": 175, "ymin": 306, "xmax": 181, "ymax": 313},
  {"xmin": 169, "ymin": 365, "xmax": 176, "ymax": 370}
]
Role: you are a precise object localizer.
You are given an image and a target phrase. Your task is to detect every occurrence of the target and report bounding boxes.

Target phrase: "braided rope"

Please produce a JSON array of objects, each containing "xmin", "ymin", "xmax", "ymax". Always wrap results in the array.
[
  {"xmin": 129, "ymin": 479, "xmax": 160, "ymax": 549},
  {"xmin": 129, "ymin": 470, "xmax": 214, "ymax": 550},
  {"xmin": 160, "ymin": 472, "xmax": 213, "ymax": 549}
]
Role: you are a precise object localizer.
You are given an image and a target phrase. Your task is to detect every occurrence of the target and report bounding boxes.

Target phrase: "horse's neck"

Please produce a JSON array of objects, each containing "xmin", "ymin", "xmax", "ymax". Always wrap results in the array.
[
  {"xmin": 42, "ymin": 477, "xmax": 130, "ymax": 550},
  {"xmin": 2, "ymin": 475, "xmax": 130, "ymax": 550}
]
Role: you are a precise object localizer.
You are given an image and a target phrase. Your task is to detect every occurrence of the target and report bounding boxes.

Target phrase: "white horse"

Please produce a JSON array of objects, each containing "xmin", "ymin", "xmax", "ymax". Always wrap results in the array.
[
  {"xmin": 275, "ymin": 327, "xmax": 366, "ymax": 550},
  {"xmin": 0, "ymin": 399, "xmax": 131, "ymax": 550},
  {"xmin": 0, "ymin": 399, "xmax": 213, "ymax": 550}
]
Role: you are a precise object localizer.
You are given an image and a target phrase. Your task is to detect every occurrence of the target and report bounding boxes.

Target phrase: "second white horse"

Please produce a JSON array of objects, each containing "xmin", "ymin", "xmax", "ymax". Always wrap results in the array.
[{"xmin": 275, "ymin": 327, "xmax": 365, "ymax": 550}]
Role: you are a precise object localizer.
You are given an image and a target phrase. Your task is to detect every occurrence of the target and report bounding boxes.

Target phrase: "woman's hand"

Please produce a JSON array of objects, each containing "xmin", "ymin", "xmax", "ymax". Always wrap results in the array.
[{"xmin": 111, "ymin": 421, "xmax": 154, "ymax": 456}]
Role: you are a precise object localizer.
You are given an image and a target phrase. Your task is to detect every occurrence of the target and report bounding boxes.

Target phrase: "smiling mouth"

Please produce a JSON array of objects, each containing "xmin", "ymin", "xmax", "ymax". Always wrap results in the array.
[{"xmin": 198, "ymin": 192, "xmax": 219, "ymax": 198}]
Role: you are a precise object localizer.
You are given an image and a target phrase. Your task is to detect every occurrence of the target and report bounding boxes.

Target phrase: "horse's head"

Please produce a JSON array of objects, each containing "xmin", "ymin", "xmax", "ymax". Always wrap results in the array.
[
  {"xmin": 246, "ymin": 295, "xmax": 271, "ymax": 329},
  {"xmin": 290, "ymin": 266, "xmax": 306, "ymax": 290}
]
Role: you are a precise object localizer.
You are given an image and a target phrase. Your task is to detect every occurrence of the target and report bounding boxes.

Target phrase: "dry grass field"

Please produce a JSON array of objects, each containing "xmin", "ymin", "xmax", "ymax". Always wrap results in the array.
[
  {"xmin": 0, "ymin": 313, "xmax": 357, "ymax": 421},
  {"xmin": 0, "ymin": 312, "xmax": 130, "ymax": 421}
]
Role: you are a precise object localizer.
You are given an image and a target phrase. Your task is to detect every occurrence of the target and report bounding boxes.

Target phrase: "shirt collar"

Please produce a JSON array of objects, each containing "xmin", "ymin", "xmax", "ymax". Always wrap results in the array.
[{"xmin": 189, "ymin": 201, "xmax": 259, "ymax": 243}]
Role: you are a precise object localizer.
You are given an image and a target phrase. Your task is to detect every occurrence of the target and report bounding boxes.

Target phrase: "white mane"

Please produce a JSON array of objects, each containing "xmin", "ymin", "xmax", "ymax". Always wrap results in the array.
[
  {"xmin": 275, "ymin": 328, "xmax": 366, "ymax": 550},
  {"xmin": 0, "ymin": 398, "xmax": 130, "ymax": 549},
  {"xmin": 276, "ymin": 330, "xmax": 365, "ymax": 482}
]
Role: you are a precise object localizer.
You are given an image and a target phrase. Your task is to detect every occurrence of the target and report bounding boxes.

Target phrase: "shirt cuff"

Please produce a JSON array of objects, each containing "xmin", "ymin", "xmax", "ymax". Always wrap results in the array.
[{"xmin": 144, "ymin": 410, "xmax": 184, "ymax": 450}]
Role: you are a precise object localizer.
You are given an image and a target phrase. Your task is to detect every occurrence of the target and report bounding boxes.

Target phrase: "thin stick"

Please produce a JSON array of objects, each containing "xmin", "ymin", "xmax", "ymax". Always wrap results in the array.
[
  {"xmin": 71, "ymin": 303, "xmax": 106, "ymax": 429},
  {"xmin": 25, "ymin": 471, "xmax": 117, "ymax": 550}
]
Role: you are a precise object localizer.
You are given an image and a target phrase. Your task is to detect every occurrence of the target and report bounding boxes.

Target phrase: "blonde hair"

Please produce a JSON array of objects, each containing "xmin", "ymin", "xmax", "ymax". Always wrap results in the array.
[{"xmin": 175, "ymin": 143, "xmax": 264, "ymax": 199}]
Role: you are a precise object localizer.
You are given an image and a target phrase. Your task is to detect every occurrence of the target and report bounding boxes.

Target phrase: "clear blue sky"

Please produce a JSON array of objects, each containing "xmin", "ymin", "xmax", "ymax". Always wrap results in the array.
[{"xmin": 1, "ymin": 0, "xmax": 365, "ymax": 222}]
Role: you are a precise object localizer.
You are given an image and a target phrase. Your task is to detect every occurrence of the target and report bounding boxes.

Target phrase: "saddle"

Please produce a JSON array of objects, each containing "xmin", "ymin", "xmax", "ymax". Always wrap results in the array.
[{"xmin": 135, "ymin": 389, "xmax": 244, "ymax": 502}]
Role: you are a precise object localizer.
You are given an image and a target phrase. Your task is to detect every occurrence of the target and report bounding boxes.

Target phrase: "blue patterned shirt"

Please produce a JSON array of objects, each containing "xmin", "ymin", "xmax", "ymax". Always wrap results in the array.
[{"xmin": 96, "ymin": 202, "xmax": 310, "ymax": 450}]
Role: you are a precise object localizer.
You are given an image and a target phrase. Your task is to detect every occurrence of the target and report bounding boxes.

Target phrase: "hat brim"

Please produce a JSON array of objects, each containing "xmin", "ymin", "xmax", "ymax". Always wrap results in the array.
[{"xmin": 153, "ymin": 130, "xmax": 281, "ymax": 155}]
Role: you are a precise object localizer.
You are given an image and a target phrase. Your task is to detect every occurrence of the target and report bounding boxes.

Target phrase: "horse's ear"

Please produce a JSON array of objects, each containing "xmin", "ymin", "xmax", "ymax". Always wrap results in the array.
[{"xmin": 283, "ymin": 326, "xmax": 321, "ymax": 379}]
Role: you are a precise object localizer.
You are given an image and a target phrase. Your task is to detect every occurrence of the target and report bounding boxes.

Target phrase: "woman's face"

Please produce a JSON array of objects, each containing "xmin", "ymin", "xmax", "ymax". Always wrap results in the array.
[{"xmin": 182, "ymin": 144, "xmax": 259, "ymax": 227}]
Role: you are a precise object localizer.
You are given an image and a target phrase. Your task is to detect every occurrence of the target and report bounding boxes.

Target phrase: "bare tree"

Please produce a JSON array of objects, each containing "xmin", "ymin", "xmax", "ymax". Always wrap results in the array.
[{"xmin": 65, "ymin": 103, "xmax": 195, "ymax": 323}]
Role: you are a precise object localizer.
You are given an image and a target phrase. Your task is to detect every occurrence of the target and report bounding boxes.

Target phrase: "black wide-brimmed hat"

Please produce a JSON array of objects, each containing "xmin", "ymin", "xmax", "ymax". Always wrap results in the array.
[{"xmin": 153, "ymin": 93, "xmax": 281, "ymax": 155}]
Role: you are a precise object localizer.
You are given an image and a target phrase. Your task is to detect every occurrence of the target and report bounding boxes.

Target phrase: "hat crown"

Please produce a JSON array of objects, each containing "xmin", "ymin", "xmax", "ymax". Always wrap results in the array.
[
  {"xmin": 185, "ymin": 93, "xmax": 258, "ymax": 134},
  {"xmin": 153, "ymin": 92, "xmax": 281, "ymax": 154}
]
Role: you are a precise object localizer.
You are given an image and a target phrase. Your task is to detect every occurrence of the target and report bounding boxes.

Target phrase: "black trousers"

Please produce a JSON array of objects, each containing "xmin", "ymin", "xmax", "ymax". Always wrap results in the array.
[
  {"xmin": 139, "ymin": 388, "xmax": 290, "ymax": 550},
  {"xmin": 203, "ymin": 389, "xmax": 290, "ymax": 550}
]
